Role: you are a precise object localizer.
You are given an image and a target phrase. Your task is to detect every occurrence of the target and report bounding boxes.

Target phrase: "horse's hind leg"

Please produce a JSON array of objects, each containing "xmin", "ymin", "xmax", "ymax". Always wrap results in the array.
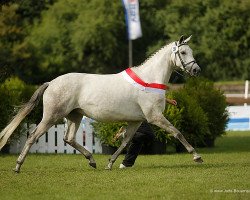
[
  {"xmin": 14, "ymin": 121, "xmax": 53, "ymax": 173},
  {"xmin": 106, "ymin": 121, "xmax": 141, "ymax": 170},
  {"xmin": 148, "ymin": 113, "xmax": 203, "ymax": 163},
  {"xmin": 64, "ymin": 111, "xmax": 96, "ymax": 169}
]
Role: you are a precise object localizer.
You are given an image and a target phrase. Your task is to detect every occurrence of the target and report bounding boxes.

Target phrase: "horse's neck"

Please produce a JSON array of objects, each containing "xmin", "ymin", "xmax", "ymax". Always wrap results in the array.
[{"xmin": 132, "ymin": 43, "xmax": 174, "ymax": 85}]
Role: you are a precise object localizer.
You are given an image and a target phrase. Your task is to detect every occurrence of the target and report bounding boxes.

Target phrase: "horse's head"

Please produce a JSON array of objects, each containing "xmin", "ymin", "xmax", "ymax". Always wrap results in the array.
[{"xmin": 171, "ymin": 35, "xmax": 201, "ymax": 76}]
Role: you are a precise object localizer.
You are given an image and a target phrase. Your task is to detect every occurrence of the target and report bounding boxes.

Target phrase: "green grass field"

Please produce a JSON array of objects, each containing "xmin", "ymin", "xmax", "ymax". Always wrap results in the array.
[{"xmin": 0, "ymin": 131, "xmax": 249, "ymax": 200}]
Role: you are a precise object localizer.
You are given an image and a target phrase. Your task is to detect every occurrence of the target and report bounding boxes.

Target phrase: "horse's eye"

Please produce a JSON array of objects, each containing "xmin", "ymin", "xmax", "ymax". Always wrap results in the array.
[{"xmin": 181, "ymin": 51, "xmax": 186, "ymax": 55}]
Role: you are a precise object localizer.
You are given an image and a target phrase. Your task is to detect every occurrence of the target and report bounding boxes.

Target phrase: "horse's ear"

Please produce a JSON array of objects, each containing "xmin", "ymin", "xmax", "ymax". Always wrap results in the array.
[
  {"xmin": 179, "ymin": 35, "xmax": 185, "ymax": 44},
  {"xmin": 184, "ymin": 35, "xmax": 192, "ymax": 43}
]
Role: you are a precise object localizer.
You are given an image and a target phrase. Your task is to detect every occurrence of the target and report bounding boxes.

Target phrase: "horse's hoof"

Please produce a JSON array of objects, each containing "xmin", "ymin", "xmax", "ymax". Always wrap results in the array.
[
  {"xmin": 13, "ymin": 168, "xmax": 20, "ymax": 173},
  {"xmin": 193, "ymin": 156, "xmax": 203, "ymax": 163},
  {"xmin": 105, "ymin": 162, "xmax": 113, "ymax": 170},
  {"xmin": 89, "ymin": 162, "xmax": 97, "ymax": 169},
  {"xmin": 105, "ymin": 166, "xmax": 112, "ymax": 170}
]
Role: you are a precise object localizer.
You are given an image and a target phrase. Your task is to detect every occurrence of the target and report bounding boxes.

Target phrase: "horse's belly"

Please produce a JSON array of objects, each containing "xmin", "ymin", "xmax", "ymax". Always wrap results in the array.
[{"xmin": 81, "ymin": 101, "xmax": 144, "ymax": 122}]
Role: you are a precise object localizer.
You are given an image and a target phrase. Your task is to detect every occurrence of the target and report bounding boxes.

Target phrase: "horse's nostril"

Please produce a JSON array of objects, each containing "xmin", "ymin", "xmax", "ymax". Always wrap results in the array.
[
  {"xmin": 193, "ymin": 68, "xmax": 198, "ymax": 75},
  {"xmin": 192, "ymin": 67, "xmax": 200, "ymax": 76}
]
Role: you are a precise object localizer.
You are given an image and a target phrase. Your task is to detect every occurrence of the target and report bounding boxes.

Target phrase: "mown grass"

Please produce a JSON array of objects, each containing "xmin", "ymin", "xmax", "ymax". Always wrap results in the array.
[
  {"xmin": 0, "ymin": 131, "xmax": 249, "ymax": 200},
  {"xmin": 214, "ymin": 80, "xmax": 245, "ymax": 85}
]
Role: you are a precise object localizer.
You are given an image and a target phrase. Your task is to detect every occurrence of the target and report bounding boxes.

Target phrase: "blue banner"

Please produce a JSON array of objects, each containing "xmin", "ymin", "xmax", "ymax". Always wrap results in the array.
[{"xmin": 122, "ymin": 0, "xmax": 142, "ymax": 40}]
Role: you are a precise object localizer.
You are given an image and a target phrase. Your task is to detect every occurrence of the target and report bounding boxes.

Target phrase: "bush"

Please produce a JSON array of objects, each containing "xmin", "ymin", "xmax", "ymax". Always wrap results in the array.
[
  {"xmin": 164, "ymin": 90, "xmax": 210, "ymax": 151},
  {"xmin": 0, "ymin": 77, "xmax": 41, "ymax": 145},
  {"xmin": 183, "ymin": 78, "xmax": 229, "ymax": 146},
  {"xmin": 163, "ymin": 78, "xmax": 228, "ymax": 150},
  {"xmin": 92, "ymin": 122, "xmax": 126, "ymax": 147}
]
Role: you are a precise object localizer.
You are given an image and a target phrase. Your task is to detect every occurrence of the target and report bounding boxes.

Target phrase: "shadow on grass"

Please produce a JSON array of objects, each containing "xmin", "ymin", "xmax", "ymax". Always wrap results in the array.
[{"xmin": 143, "ymin": 162, "xmax": 247, "ymax": 171}]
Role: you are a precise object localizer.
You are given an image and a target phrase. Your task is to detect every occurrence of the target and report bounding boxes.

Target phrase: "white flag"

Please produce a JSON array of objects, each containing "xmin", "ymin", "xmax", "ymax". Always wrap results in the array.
[{"xmin": 122, "ymin": 0, "xmax": 142, "ymax": 40}]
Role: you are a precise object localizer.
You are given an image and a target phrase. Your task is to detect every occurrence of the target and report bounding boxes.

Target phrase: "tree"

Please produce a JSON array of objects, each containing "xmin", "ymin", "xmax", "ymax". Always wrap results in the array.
[
  {"xmin": 1, "ymin": 0, "xmax": 250, "ymax": 83},
  {"xmin": 199, "ymin": 0, "xmax": 250, "ymax": 80},
  {"xmin": 24, "ymin": 0, "xmax": 128, "ymax": 83},
  {"xmin": 0, "ymin": 1, "xmax": 55, "ymax": 83},
  {"xmin": 155, "ymin": 0, "xmax": 250, "ymax": 81},
  {"xmin": 0, "ymin": 4, "xmax": 22, "ymax": 82}
]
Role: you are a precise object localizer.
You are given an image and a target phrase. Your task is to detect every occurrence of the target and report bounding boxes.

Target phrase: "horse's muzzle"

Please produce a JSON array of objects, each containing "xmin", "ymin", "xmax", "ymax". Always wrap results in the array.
[{"xmin": 191, "ymin": 65, "xmax": 201, "ymax": 76}]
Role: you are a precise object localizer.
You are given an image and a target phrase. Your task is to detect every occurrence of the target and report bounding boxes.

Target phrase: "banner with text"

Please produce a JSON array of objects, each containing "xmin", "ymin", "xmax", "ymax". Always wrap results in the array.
[{"xmin": 122, "ymin": 0, "xmax": 142, "ymax": 40}]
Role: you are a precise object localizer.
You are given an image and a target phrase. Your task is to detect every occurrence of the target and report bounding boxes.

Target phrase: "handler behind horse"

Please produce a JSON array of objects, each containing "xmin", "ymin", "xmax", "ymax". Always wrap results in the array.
[{"xmin": 114, "ymin": 99, "xmax": 177, "ymax": 168}]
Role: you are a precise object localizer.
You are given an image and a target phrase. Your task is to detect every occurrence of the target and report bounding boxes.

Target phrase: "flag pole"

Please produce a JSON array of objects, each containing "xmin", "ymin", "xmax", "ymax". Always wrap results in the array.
[
  {"xmin": 129, "ymin": 39, "xmax": 133, "ymax": 67},
  {"xmin": 122, "ymin": 0, "xmax": 142, "ymax": 67}
]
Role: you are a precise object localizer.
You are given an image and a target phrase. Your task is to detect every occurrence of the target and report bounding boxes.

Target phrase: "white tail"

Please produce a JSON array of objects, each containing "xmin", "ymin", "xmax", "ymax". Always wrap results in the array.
[{"xmin": 0, "ymin": 82, "xmax": 49, "ymax": 150}]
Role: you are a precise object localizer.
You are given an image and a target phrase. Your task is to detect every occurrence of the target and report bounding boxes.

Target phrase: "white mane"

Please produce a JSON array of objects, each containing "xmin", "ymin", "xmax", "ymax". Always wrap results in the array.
[{"xmin": 139, "ymin": 43, "xmax": 173, "ymax": 68}]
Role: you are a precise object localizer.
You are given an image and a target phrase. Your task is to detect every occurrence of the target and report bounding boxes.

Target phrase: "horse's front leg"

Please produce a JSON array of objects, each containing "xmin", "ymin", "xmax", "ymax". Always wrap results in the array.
[
  {"xmin": 105, "ymin": 121, "xmax": 142, "ymax": 170},
  {"xmin": 148, "ymin": 114, "xmax": 203, "ymax": 163}
]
